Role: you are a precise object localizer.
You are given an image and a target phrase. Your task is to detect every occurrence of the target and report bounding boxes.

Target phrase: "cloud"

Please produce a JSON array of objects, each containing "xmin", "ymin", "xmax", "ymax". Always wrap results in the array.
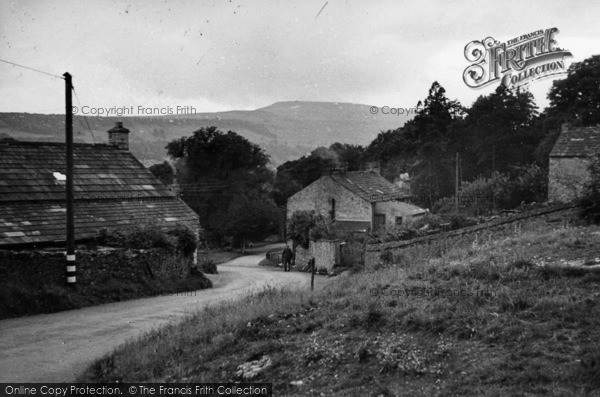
[{"xmin": 0, "ymin": 0, "xmax": 598, "ymax": 114}]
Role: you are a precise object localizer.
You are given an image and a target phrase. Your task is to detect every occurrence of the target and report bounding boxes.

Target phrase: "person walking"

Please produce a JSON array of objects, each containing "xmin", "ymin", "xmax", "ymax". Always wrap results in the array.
[{"xmin": 282, "ymin": 245, "xmax": 293, "ymax": 272}]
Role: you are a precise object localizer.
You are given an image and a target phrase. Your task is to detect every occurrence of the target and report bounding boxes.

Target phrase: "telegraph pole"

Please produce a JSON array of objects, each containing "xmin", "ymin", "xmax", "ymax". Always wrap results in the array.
[{"xmin": 64, "ymin": 72, "xmax": 76, "ymax": 285}]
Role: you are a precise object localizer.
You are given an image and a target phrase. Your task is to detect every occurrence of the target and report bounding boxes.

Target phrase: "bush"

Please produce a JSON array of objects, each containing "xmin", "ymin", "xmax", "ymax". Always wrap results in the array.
[
  {"xmin": 369, "ymin": 225, "xmax": 424, "ymax": 244},
  {"xmin": 287, "ymin": 211, "xmax": 337, "ymax": 249},
  {"xmin": 95, "ymin": 228, "xmax": 128, "ymax": 247},
  {"xmin": 309, "ymin": 214, "xmax": 337, "ymax": 241},
  {"xmin": 126, "ymin": 227, "xmax": 178, "ymax": 251},
  {"xmin": 95, "ymin": 225, "xmax": 198, "ymax": 257},
  {"xmin": 445, "ymin": 213, "xmax": 478, "ymax": 230},
  {"xmin": 435, "ymin": 164, "xmax": 548, "ymax": 216},
  {"xmin": 495, "ymin": 164, "xmax": 548, "ymax": 209},
  {"xmin": 287, "ymin": 211, "xmax": 315, "ymax": 249},
  {"xmin": 411, "ymin": 213, "xmax": 442, "ymax": 230},
  {"xmin": 199, "ymin": 259, "xmax": 218, "ymax": 275},
  {"xmin": 166, "ymin": 226, "xmax": 198, "ymax": 257}
]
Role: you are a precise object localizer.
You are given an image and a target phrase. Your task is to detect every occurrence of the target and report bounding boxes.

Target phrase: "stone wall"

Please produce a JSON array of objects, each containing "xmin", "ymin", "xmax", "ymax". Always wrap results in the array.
[
  {"xmin": 365, "ymin": 205, "xmax": 576, "ymax": 271},
  {"xmin": 548, "ymin": 157, "xmax": 590, "ymax": 203},
  {"xmin": 293, "ymin": 240, "xmax": 340, "ymax": 274},
  {"xmin": 0, "ymin": 247, "xmax": 194, "ymax": 286}
]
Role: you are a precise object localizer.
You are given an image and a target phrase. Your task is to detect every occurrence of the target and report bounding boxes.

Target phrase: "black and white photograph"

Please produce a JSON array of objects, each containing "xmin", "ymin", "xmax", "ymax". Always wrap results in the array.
[{"xmin": 1, "ymin": 0, "xmax": 599, "ymax": 395}]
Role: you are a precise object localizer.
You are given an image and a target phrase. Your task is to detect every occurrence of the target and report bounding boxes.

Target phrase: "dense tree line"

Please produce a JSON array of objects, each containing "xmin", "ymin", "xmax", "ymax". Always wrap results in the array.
[
  {"xmin": 151, "ymin": 54, "xmax": 599, "ymax": 244},
  {"xmin": 274, "ymin": 53, "xmax": 600, "ymax": 210}
]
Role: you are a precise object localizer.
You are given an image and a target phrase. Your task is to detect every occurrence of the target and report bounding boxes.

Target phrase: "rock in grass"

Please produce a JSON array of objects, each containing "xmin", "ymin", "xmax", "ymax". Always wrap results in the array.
[{"xmin": 235, "ymin": 355, "xmax": 272, "ymax": 380}]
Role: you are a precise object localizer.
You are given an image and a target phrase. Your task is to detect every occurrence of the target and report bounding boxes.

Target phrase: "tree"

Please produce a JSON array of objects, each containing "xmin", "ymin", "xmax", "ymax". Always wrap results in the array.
[
  {"xmin": 547, "ymin": 54, "xmax": 600, "ymax": 126},
  {"xmin": 166, "ymin": 126, "xmax": 277, "ymax": 242},
  {"xmin": 329, "ymin": 142, "xmax": 365, "ymax": 171},
  {"xmin": 272, "ymin": 143, "xmax": 366, "ymax": 207},
  {"xmin": 148, "ymin": 161, "xmax": 174, "ymax": 186},
  {"xmin": 166, "ymin": 126, "xmax": 270, "ymax": 183},
  {"xmin": 364, "ymin": 128, "xmax": 414, "ymax": 181},
  {"xmin": 286, "ymin": 210, "xmax": 315, "ymax": 249},
  {"xmin": 286, "ymin": 210, "xmax": 335, "ymax": 251},
  {"xmin": 460, "ymin": 85, "xmax": 541, "ymax": 177},
  {"xmin": 406, "ymin": 82, "xmax": 464, "ymax": 206},
  {"xmin": 535, "ymin": 54, "xmax": 600, "ymax": 167},
  {"xmin": 272, "ymin": 147, "xmax": 336, "ymax": 207},
  {"xmin": 213, "ymin": 194, "xmax": 283, "ymax": 252}
]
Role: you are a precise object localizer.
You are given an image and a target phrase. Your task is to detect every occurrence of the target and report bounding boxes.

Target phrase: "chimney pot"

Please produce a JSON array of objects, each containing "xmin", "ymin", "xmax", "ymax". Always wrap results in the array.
[{"xmin": 107, "ymin": 121, "xmax": 130, "ymax": 151}]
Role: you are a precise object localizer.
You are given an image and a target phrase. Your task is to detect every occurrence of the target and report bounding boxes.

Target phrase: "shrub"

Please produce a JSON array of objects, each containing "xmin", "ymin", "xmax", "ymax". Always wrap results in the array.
[
  {"xmin": 436, "ymin": 164, "xmax": 548, "ymax": 216},
  {"xmin": 411, "ymin": 213, "xmax": 442, "ymax": 230},
  {"xmin": 369, "ymin": 225, "xmax": 424, "ymax": 244},
  {"xmin": 95, "ymin": 228, "xmax": 128, "ymax": 247},
  {"xmin": 166, "ymin": 226, "xmax": 198, "ymax": 257},
  {"xmin": 433, "ymin": 172, "xmax": 506, "ymax": 215},
  {"xmin": 495, "ymin": 164, "xmax": 548, "ymax": 209},
  {"xmin": 445, "ymin": 213, "xmax": 478, "ymax": 230},
  {"xmin": 287, "ymin": 211, "xmax": 337, "ymax": 249},
  {"xmin": 126, "ymin": 227, "xmax": 178, "ymax": 251},
  {"xmin": 287, "ymin": 211, "xmax": 315, "ymax": 249},
  {"xmin": 309, "ymin": 214, "xmax": 337, "ymax": 241},
  {"xmin": 199, "ymin": 259, "xmax": 218, "ymax": 275},
  {"xmin": 94, "ymin": 225, "xmax": 198, "ymax": 257}
]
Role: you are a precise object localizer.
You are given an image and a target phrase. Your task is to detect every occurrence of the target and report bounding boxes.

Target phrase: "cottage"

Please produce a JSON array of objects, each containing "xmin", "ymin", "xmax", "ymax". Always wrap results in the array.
[
  {"xmin": 548, "ymin": 124, "xmax": 600, "ymax": 203},
  {"xmin": 0, "ymin": 122, "xmax": 200, "ymax": 249},
  {"xmin": 287, "ymin": 168, "xmax": 427, "ymax": 233}
]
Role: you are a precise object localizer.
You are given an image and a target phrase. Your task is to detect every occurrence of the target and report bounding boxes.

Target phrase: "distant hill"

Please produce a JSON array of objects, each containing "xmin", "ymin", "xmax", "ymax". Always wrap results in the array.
[{"xmin": 0, "ymin": 101, "xmax": 410, "ymax": 167}]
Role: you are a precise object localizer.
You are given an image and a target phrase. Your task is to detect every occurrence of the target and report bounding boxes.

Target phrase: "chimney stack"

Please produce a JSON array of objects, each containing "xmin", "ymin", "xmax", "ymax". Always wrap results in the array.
[
  {"xmin": 107, "ymin": 121, "xmax": 130, "ymax": 150},
  {"xmin": 364, "ymin": 161, "xmax": 381, "ymax": 175}
]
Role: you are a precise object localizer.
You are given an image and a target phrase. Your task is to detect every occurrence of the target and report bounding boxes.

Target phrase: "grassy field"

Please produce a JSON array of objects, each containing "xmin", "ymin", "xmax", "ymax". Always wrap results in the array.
[{"xmin": 80, "ymin": 214, "xmax": 600, "ymax": 396}]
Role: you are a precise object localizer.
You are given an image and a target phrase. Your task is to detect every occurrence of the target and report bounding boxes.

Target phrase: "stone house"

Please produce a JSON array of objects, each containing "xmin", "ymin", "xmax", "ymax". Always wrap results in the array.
[
  {"xmin": 0, "ymin": 122, "xmax": 200, "ymax": 249},
  {"xmin": 287, "ymin": 169, "xmax": 427, "ymax": 233},
  {"xmin": 548, "ymin": 124, "xmax": 600, "ymax": 203}
]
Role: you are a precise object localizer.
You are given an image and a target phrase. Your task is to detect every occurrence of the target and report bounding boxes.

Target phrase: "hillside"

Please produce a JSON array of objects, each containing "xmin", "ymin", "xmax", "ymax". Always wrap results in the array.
[
  {"xmin": 0, "ymin": 101, "xmax": 409, "ymax": 167},
  {"xmin": 79, "ymin": 210, "xmax": 600, "ymax": 395}
]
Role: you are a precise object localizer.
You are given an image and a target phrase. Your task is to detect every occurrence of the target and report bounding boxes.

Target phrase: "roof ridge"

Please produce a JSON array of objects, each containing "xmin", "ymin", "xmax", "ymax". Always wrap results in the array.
[{"xmin": 0, "ymin": 140, "xmax": 111, "ymax": 147}]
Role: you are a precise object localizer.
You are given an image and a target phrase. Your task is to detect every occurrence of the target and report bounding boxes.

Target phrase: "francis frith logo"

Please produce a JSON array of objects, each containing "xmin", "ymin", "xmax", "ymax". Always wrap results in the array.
[{"xmin": 463, "ymin": 27, "xmax": 572, "ymax": 89}]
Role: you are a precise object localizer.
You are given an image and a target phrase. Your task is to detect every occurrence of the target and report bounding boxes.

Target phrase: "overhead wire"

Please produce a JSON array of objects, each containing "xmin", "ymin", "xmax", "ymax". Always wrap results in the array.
[
  {"xmin": 0, "ymin": 58, "xmax": 64, "ymax": 80},
  {"xmin": 72, "ymin": 86, "xmax": 97, "ymax": 143}
]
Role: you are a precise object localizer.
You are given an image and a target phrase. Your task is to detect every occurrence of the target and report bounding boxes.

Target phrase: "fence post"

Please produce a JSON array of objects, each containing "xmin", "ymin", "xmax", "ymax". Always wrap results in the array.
[{"xmin": 310, "ymin": 258, "xmax": 315, "ymax": 291}]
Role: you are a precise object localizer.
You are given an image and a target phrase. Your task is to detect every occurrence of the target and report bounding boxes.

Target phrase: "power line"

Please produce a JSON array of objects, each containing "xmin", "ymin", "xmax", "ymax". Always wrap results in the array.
[
  {"xmin": 0, "ymin": 58, "xmax": 64, "ymax": 80},
  {"xmin": 71, "ymin": 86, "xmax": 96, "ymax": 143}
]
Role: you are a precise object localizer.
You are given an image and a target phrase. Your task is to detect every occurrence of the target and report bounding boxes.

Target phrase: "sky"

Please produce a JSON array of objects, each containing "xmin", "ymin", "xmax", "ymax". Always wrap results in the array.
[{"xmin": 0, "ymin": 0, "xmax": 598, "ymax": 115}]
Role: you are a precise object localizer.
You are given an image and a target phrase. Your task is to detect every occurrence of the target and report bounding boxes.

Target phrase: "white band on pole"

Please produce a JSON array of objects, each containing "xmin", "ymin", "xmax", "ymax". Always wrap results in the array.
[
  {"xmin": 66, "ymin": 254, "xmax": 75, "ymax": 261},
  {"xmin": 66, "ymin": 265, "xmax": 76, "ymax": 272},
  {"xmin": 67, "ymin": 276, "xmax": 76, "ymax": 283}
]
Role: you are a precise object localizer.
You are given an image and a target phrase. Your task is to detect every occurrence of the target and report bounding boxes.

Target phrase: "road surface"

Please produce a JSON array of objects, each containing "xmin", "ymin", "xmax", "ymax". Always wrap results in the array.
[{"xmin": 0, "ymin": 253, "xmax": 314, "ymax": 382}]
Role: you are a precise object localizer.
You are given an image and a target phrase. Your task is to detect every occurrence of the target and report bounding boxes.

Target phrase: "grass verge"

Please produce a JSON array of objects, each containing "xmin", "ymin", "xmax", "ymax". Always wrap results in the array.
[{"xmin": 80, "ymin": 217, "xmax": 600, "ymax": 396}]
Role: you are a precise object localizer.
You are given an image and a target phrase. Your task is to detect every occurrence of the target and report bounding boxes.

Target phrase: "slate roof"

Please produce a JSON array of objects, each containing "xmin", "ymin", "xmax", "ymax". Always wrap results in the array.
[
  {"xmin": 333, "ymin": 220, "xmax": 372, "ymax": 234},
  {"xmin": 0, "ymin": 140, "xmax": 199, "ymax": 247},
  {"xmin": 329, "ymin": 171, "xmax": 409, "ymax": 202},
  {"xmin": 550, "ymin": 125, "xmax": 600, "ymax": 157}
]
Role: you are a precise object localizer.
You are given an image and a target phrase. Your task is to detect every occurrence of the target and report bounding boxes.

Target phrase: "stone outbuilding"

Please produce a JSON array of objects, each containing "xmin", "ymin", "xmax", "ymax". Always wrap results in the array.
[
  {"xmin": 287, "ymin": 169, "xmax": 427, "ymax": 233},
  {"xmin": 548, "ymin": 124, "xmax": 600, "ymax": 203}
]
